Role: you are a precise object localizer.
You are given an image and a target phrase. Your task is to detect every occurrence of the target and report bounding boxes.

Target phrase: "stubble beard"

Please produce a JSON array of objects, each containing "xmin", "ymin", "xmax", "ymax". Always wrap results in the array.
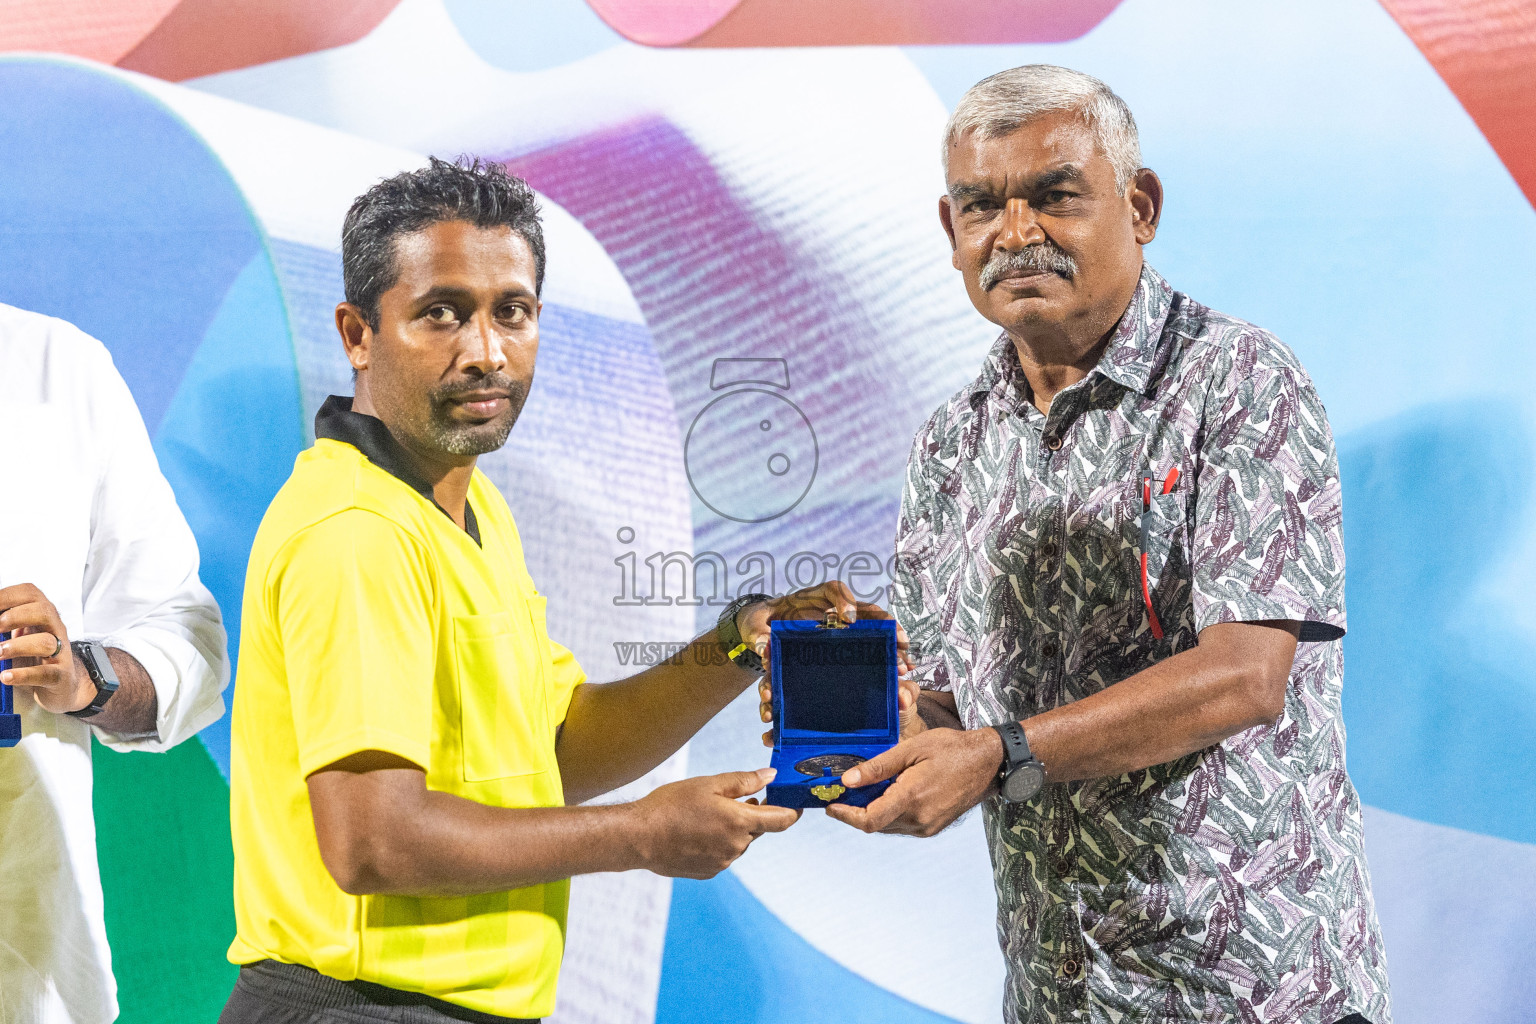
[{"xmin": 425, "ymin": 374, "xmax": 529, "ymax": 457}]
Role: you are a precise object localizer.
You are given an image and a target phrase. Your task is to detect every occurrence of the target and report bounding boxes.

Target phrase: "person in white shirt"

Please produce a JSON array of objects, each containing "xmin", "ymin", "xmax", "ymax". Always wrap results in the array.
[{"xmin": 0, "ymin": 303, "xmax": 229, "ymax": 1024}]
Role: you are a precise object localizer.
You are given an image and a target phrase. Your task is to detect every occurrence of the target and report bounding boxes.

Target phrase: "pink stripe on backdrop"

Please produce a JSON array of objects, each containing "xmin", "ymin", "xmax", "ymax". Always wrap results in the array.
[
  {"xmin": 583, "ymin": 0, "xmax": 1126, "ymax": 47},
  {"xmin": 0, "ymin": 0, "xmax": 401, "ymax": 82},
  {"xmin": 0, "ymin": 0, "xmax": 180, "ymax": 64},
  {"xmin": 115, "ymin": 0, "xmax": 402, "ymax": 81}
]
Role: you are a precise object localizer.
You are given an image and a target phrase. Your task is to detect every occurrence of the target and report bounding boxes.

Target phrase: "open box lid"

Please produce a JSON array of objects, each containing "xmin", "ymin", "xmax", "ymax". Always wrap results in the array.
[{"xmin": 769, "ymin": 618, "xmax": 899, "ymax": 750}]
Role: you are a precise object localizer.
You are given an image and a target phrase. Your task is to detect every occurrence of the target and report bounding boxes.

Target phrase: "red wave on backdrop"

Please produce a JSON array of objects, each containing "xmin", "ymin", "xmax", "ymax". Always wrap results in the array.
[
  {"xmin": 0, "ymin": 0, "xmax": 401, "ymax": 81},
  {"xmin": 1377, "ymin": 0, "xmax": 1536, "ymax": 208},
  {"xmin": 0, "ymin": 0, "xmax": 181, "ymax": 64},
  {"xmin": 581, "ymin": 0, "xmax": 1126, "ymax": 46}
]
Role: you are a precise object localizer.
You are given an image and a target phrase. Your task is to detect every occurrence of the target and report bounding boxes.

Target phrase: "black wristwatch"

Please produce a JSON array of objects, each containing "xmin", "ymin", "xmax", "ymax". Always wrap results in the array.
[
  {"xmin": 716, "ymin": 593, "xmax": 773, "ymax": 672},
  {"xmin": 993, "ymin": 720, "xmax": 1046, "ymax": 803},
  {"xmin": 66, "ymin": 641, "xmax": 121, "ymax": 719}
]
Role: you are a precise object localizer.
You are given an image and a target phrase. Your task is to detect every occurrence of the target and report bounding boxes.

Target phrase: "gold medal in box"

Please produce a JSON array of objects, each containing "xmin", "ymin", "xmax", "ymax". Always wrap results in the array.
[{"xmin": 764, "ymin": 616, "xmax": 898, "ymax": 807}]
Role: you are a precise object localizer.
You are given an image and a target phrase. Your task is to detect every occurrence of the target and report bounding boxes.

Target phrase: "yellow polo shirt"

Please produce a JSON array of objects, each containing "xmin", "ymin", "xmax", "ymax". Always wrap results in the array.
[{"xmin": 227, "ymin": 403, "xmax": 584, "ymax": 1020}]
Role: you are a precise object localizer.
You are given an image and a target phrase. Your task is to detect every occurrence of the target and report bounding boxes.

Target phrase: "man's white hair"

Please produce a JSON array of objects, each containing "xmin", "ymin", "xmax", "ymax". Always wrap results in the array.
[{"xmin": 942, "ymin": 65, "xmax": 1142, "ymax": 193}]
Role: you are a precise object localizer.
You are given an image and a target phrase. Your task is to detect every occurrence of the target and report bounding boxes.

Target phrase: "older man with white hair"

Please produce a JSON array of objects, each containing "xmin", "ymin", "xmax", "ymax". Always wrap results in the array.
[{"xmin": 812, "ymin": 66, "xmax": 1392, "ymax": 1024}]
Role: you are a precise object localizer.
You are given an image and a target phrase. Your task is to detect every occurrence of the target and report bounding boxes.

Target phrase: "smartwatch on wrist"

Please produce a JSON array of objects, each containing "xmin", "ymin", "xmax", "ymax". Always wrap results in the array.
[
  {"xmin": 66, "ymin": 641, "xmax": 120, "ymax": 719},
  {"xmin": 993, "ymin": 720, "xmax": 1046, "ymax": 803},
  {"xmin": 716, "ymin": 593, "xmax": 774, "ymax": 672}
]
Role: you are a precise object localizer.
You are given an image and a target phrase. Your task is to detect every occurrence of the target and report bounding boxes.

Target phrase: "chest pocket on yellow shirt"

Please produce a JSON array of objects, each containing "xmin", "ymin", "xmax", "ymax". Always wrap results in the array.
[{"xmin": 453, "ymin": 596, "xmax": 554, "ymax": 783}]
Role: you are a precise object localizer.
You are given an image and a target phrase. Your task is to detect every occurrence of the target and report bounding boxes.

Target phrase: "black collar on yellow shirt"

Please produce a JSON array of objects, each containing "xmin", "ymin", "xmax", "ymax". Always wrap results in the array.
[{"xmin": 314, "ymin": 395, "xmax": 482, "ymax": 547}]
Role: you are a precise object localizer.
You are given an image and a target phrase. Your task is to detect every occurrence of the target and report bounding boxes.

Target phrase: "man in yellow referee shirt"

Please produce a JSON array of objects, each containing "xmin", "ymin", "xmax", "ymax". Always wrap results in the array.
[{"xmin": 218, "ymin": 159, "xmax": 899, "ymax": 1024}]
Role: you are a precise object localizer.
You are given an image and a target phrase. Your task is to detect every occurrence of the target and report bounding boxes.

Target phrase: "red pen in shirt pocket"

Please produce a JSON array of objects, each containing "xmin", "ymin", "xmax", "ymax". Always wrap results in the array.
[{"xmin": 1139, "ymin": 467, "xmax": 1180, "ymax": 639}]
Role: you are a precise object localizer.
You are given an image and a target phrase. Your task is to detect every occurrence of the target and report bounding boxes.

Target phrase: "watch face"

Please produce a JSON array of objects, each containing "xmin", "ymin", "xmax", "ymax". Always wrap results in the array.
[{"xmin": 1002, "ymin": 763, "xmax": 1045, "ymax": 803}]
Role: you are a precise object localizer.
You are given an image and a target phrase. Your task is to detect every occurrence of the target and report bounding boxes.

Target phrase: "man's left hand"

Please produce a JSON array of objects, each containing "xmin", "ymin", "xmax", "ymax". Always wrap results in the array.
[{"xmin": 824, "ymin": 726, "xmax": 1003, "ymax": 837}]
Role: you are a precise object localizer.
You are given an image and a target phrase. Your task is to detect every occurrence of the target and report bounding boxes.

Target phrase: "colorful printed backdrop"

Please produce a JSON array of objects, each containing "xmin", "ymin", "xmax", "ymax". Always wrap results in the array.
[{"xmin": 1, "ymin": 1, "xmax": 1532, "ymax": 1022}]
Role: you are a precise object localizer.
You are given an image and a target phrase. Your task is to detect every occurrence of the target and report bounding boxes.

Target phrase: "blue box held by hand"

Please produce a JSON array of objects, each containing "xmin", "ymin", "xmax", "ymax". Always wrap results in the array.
[
  {"xmin": 765, "ymin": 618, "xmax": 898, "ymax": 808},
  {"xmin": 1, "ymin": 632, "xmax": 20, "ymax": 747}
]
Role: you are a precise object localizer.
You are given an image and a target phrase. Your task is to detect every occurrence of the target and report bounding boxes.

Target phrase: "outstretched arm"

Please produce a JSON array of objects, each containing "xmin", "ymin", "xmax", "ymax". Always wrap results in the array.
[
  {"xmin": 308, "ymin": 753, "xmax": 797, "ymax": 896},
  {"xmin": 828, "ymin": 620, "xmax": 1299, "ymax": 836},
  {"xmin": 555, "ymin": 626, "xmax": 761, "ymax": 806}
]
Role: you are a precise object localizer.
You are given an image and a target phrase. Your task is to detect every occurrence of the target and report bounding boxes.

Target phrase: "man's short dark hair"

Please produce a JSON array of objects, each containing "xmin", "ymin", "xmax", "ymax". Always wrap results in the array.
[{"xmin": 341, "ymin": 156, "xmax": 545, "ymax": 329}]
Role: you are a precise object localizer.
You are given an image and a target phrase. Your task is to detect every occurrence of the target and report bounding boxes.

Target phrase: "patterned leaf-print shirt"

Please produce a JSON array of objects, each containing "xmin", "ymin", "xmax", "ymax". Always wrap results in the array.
[{"xmin": 893, "ymin": 265, "xmax": 1391, "ymax": 1024}]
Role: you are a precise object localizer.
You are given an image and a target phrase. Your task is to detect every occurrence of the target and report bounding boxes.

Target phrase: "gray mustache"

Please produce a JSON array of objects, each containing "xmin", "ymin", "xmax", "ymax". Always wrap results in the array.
[{"xmin": 980, "ymin": 245, "xmax": 1078, "ymax": 290}]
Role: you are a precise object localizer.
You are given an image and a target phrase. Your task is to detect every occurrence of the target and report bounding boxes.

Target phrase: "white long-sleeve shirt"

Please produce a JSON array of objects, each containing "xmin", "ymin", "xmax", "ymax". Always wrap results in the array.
[{"xmin": 0, "ymin": 304, "xmax": 229, "ymax": 1024}]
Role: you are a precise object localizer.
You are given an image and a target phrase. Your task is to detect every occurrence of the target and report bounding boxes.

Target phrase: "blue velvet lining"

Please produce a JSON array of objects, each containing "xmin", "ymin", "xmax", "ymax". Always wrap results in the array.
[{"xmin": 766, "ymin": 620, "xmax": 898, "ymax": 807}]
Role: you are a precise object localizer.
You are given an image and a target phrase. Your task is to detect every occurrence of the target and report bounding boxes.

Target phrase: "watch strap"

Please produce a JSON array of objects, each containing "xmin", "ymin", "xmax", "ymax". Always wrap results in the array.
[
  {"xmin": 993, "ymin": 719, "xmax": 1048, "ymax": 804},
  {"xmin": 66, "ymin": 641, "xmax": 120, "ymax": 719},
  {"xmin": 717, "ymin": 593, "xmax": 773, "ymax": 672},
  {"xmin": 994, "ymin": 720, "xmax": 1032, "ymax": 773}
]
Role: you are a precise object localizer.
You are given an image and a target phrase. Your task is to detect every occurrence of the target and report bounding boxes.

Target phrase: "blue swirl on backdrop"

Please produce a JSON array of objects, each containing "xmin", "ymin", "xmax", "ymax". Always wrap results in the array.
[{"xmin": 1341, "ymin": 403, "xmax": 1536, "ymax": 844}]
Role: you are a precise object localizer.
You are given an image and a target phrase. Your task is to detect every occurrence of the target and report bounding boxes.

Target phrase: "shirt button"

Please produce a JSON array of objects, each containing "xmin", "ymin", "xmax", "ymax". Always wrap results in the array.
[
  {"xmin": 1045, "ymin": 435, "xmax": 1063, "ymax": 451},
  {"xmin": 1041, "ymin": 640, "xmax": 1059, "ymax": 659},
  {"xmin": 1062, "ymin": 958, "xmax": 1082, "ymax": 978},
  {"xmin": 1040, "ymin": 541, "xmax": 1058, "ymax": 559},
  {"xmin": 1052, "ymin": 856, "xmax": 1072, "ymax": 876}
]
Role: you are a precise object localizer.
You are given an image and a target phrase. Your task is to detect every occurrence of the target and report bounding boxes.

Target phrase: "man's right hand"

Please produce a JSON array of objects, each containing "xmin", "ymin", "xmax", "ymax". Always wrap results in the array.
[
  {"xmin": 626, "ymin": 768, "xmax": 800, "ymax": 879},
  {"xmin": 0, "ymin": 583, "xmax": 94, "ymax": 715}
]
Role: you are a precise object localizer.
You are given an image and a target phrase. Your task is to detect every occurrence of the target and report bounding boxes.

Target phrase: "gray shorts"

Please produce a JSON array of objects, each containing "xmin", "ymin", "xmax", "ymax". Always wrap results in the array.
[{"xmin": 218, "ymin": 960, "xmax": 539, "ymax": 1024}]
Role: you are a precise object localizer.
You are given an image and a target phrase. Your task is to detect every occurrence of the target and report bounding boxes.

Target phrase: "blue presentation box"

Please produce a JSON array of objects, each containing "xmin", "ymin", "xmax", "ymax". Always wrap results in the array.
[
  {"xmin": 0, "ymin": 631, "xmax": 19, "ymax": 747},
  {"xmin": 765, "ymin": 618, "xmax": 898, "ymax": 808}
]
